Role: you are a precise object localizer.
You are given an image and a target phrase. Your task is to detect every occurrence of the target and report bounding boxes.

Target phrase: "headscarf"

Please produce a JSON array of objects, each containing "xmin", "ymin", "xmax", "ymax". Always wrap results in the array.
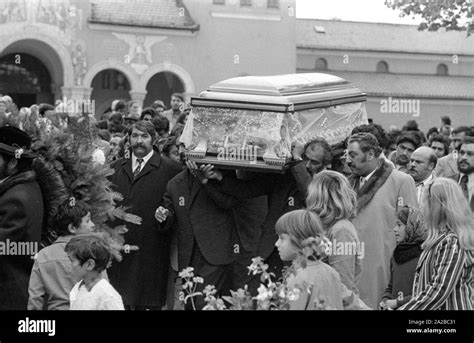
[
  {"xmin": 397, "ymin": 205, "xmax": 427, "ymax": 245},
  {"xmin": 393, "ymin": 205, "xmax": 427, "ymax": 264}
]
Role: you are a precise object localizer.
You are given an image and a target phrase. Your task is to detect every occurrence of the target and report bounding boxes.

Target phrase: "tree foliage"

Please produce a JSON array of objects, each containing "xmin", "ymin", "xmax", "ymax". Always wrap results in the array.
[{"xmin": 385, "ymin": 0, "xmax": 474, "ymax": 37}]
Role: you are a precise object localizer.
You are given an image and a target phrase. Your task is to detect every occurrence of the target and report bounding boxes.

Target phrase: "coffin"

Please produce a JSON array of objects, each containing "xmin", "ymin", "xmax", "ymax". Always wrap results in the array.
[{"xmin": 181, "ymin": 73, "xmax": 368, "ymax": 173}]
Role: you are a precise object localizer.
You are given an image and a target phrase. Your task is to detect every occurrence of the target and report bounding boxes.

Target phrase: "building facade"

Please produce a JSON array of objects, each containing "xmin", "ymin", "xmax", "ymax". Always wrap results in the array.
[
  {"xmin": 297, "ymin": 19, "xmax": 474, "ymax": 131},
  {"xmin": 0, "ymin": 0, "xmax": 295, "ymax": 117}
]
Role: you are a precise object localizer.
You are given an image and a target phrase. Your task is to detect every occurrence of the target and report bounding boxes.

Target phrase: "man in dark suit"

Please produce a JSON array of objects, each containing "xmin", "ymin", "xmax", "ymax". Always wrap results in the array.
[
  {"xmin": 108, "ymin": 121, "xmax": 182, "ymax": 310},
  {"xmin": 156, "ymin": 161, "xmax": 240, "ymax": 310},
  {"xmin": 0, "ymin": 126, "xmax": 44, "ymax": 310},
  {"xmin": 447, "ymin": 136, "xmax": 474, "ymax": 211}
]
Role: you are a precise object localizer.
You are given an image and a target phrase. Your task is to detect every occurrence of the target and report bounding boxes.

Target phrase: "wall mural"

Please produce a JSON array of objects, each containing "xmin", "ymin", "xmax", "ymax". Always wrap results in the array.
[{"xmin": 112, "ymin": 33, "xmax": 168, "ymax": 75}]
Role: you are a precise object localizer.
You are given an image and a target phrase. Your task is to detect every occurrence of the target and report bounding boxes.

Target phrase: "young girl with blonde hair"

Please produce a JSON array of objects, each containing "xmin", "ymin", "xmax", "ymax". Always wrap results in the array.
[{"xmin": 275, "ymin": 209, "xmax": 345, "ymax": 310}]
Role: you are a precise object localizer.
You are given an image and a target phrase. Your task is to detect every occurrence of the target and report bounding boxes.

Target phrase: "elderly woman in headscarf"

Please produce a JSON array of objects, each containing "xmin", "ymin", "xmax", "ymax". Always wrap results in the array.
[{"xmin": 379, "ymin": 205, "xmax": 427, "ymax": 310}]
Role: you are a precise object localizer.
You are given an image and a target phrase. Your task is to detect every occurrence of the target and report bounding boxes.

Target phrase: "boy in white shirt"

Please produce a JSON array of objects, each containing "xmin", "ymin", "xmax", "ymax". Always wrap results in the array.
[{"xmin": 65, "ymin": 234, "xmax": 124, "ymax": 310}]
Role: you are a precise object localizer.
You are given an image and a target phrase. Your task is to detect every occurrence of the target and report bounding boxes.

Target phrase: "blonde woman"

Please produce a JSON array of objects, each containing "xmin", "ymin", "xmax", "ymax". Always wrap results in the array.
[
  {"xmin": 398, "ymin": 178, "xmax": 474, "ymax": 310},
  {"xmin": 306, "ymin": 170, "xmax": 362, "ymax": 294}
]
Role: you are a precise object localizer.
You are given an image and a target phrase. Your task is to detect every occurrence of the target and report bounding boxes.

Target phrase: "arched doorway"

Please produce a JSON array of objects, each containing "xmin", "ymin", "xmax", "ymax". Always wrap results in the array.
[
  {"xmin": 0, "ymin": 53, "xmax": 53, "ymax": 107},
  {"xmin": 91, "ymin": 69, "xmax": 131, "ymax": 119},
  {"xmin": 0, "ymin": 37, "xmax": 65, "ymax": 107},
  {"xmin": 143, "ymin": 72, "xmax": 185, "ymax": 108}
]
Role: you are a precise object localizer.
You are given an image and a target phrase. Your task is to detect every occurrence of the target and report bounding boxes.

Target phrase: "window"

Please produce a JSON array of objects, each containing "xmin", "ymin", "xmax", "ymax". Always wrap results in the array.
[
  {"xmin": 376, "ymin": 61, "xmax": 389, "ymax": 73},
  {"xmin": 314, "ymin": 58, "xmax": 328, "ymax": 71},
  {"xmin": 313, "ymin": 26, "xmax": 326, "ymax": 33},
  {"xmin": 240, "ymin": 0, "xmax": 252, "ymax": 6},
  {"xmin": 213, "ymin": 0, "xmax": 225, "ymax": 4},
  {"xmin": 436, "ymin": 63, "xmax": 448, "ymax": 76},
  {"xmin": 267, "ymin": 0, "xmax": 279, "ymax": 8}
]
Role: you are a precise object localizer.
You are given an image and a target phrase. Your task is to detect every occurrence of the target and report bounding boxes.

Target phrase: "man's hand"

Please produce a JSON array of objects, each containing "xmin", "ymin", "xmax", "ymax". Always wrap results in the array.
[
  {"xmin": 154, "ymin": 206, "xmax": 169, "ymax": 223},
  {"xmin": 292, "ymin": 142, "xmax": 304, "ymax": 160},
  {"xmin": 200, "ymin": 164, "xmax": 223, "ymax": 181},
  {"xmin": 186, "ymin": 160, "xmax": 208, "ymax": 184},
  {"xmin": 385, "ymin": 299, "xmax": 397, "ymax": 309}
]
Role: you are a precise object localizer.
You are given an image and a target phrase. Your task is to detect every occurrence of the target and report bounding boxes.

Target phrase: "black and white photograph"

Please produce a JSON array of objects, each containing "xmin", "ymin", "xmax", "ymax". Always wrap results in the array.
[{"xmin": 0, "ymin": 0, "xmax": 473, "ymax": 338}]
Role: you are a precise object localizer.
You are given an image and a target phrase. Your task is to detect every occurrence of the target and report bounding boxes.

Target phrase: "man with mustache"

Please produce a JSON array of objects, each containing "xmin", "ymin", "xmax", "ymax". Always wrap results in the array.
[
  {"xmin": 291, "ymin": 137, "xmax": 333, "ymax": 193},
  {"xmin": 407, "ymin": 146, "xmax": 437, "ymax": 206},
  {"xmin": 390, "ymin": 132, "xmax": 421, "ymax": 173},
  {"xmin": 346, "ymin": 132, "xmax": 417, "ymax": 309},
  {"xmin": 435, "ymin": 126, "xmax": 473, "ymax": 177},
  {"xmin": 448, "ymin": 136, "xmax": 474, "ymax": 211},
  {"xmin": 108, "ymin": 121, "xmax": 182, "ymax": 310}
]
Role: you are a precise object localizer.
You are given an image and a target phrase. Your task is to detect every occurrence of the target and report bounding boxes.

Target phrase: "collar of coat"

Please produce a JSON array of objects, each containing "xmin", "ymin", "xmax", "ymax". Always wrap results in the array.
[
  {"xmin": 119, "ymin": 150, "xmax": 162, "ymax": 180},
  {"xmin": 349, "ymin": 158, "xmax": 394, "ymax": 212},
  {"xmin": 393, "ymin": 243, "xmax": 423, "ymax": 265},
  {"xmin": 0, "ymin": 171, "xmax": 37, "ymax": 196}
]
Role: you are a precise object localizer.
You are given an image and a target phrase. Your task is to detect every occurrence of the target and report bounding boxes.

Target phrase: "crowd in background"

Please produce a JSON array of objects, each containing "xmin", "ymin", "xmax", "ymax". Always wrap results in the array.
[{"xmin": 0, "ymin": 91, "xmax": 473, "ymax": 311}]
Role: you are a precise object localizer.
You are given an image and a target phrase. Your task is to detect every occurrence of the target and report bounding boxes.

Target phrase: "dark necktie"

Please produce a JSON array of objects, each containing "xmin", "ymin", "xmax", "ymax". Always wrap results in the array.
[
  {"xmin": 460, "ymin": 175, "xmax": 469, "ymax": 200},
  {"xmin": 133, "ymin": 158, "xmax": 144, "ymax": 179}
]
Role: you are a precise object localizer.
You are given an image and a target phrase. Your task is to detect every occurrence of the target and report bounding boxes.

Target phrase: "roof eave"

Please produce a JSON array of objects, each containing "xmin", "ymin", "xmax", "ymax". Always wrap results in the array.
[{"xmin": 88, "ymin": 19, "xmax": 200, "ymax": 33}]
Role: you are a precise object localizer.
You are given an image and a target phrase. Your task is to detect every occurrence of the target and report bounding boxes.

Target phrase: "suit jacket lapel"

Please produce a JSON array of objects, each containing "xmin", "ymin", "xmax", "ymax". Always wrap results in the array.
[
  {"xmin": 121, "ymin": 158, "xmax": 133, "ymax": 182},
  {"xmin": 187, "ymin": 171, "xmax": 201, "ymax": 209},
  {"xmin": 132, "ymin": 151, "xmax": 162, "ymax": 184}
]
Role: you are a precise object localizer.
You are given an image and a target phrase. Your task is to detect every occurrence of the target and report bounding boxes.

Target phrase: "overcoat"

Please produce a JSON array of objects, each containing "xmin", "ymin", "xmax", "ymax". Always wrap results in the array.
[
  {"xmin": 162, "ymin": 170, "xmax": 240, "ymax": 271},
  {"xmin": 108, "ymin": 152, "xmax": 182, "ymax": 307},
  {"xmin": 350, "ymin": 163, "xmax": 417, "ymax": 309},
  {"xmin": 0, "ymin": 171, "xmax": 44, "ymax": 310}
]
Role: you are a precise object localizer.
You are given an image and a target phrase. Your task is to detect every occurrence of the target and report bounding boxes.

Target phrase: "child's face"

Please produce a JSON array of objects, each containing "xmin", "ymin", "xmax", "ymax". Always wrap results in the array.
[
  {"xmin": 67, "ymin": 253, "xmax": 90, "ymax": 281},
  {"xmin": 275, "ymin": 233, "xmax": 297, "ymax": 261},
  {"xmin": 75, "ymin": 212, "xmax": 95, "ymax": 235},
  {"xmin": 394, "ymin": 220, "xmax": 406, "ymax": 244}
]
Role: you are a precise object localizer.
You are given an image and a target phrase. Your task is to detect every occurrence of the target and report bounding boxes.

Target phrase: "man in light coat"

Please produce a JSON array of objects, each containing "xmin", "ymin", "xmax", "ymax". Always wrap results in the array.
[{"xmin": 346, "ymin": 132, "xmax": 417, "ymax": 309}]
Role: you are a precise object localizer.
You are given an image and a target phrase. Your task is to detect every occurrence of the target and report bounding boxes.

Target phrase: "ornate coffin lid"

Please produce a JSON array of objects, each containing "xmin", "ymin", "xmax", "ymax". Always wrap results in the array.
[{"xmin": 191, "ymin": 73, "xmax": 366, "ymax": 112}]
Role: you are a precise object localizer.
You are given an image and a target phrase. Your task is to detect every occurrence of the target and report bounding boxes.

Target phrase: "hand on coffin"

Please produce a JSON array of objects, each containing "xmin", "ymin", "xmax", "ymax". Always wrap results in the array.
[
  {"xmin": 200, "ymin": 164, "xmax": 223, "ymax": 181},
  {"xmin": 291, "ymin": 142, "xmax": 305, "ymax": 160},
  {"xmin": 155, "ymin": 206, "xmax": 170, "ymax": 223},
  {"xmin": 186, "ymin": 160, "xmax": 208, "ymax": 184}
]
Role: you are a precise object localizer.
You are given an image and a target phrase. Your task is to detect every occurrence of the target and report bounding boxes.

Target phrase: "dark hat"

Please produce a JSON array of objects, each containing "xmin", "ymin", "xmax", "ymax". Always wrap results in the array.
[
  {"xmin": 396, "ymin": 131, "xmax": 422, "ymax": 149},
  {"xmin": 0, "ymin": 126, "xmax": 36, "ymax": 159}
]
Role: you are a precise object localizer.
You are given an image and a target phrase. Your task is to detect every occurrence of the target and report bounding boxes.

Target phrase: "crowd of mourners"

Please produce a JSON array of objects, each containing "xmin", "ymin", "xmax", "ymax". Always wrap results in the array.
[{"xmin": 0, "ymin": 92, "xmax": 473, "ymax": 311}]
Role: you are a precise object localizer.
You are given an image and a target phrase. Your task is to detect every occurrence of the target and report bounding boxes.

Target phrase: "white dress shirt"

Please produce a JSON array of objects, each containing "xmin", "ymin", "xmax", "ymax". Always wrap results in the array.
[
  {"xmin": 416, "ymin": 173, "xmax": 434, "ymax": 206},
  {"xmin": 360, "ymin": 167, "xmax": 377, "ymax": 188},
  {"xmin": 132, "ymin": 149, "xmax": 153, "ymax": 173}
]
